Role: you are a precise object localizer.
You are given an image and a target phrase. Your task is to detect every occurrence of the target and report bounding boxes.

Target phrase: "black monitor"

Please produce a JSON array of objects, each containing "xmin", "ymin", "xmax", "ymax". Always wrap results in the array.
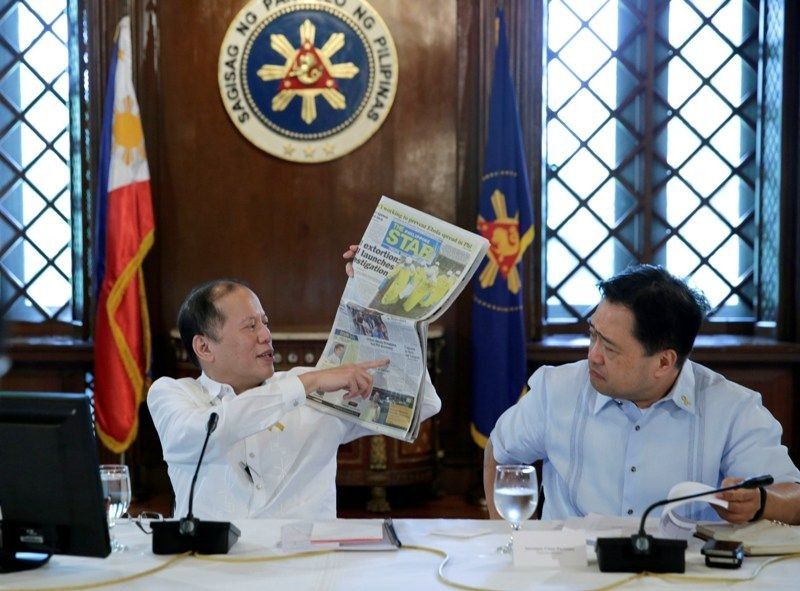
[{"xmin": 0, "ymin": 391, "xmax": 110, "ymax": 572}]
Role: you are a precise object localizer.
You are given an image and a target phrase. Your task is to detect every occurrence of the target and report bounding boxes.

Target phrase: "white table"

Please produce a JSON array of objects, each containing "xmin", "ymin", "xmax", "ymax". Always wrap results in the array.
[{"xmin": 2, "ymin": 518, "xmax": 799, "ymax": 590}]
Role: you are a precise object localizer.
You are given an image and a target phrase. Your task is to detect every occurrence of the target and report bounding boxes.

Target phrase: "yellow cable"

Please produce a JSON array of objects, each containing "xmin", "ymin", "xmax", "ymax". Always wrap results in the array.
[
  {"xmin": 405, "ymin": 544, "xmax": 491, "ymax": 591},
  {"xmin": 404, "ymin": 545, "xmax": 800, "ymax": 591},
  {"xmin": 584, "ymin": 573, "xmax": 647, "ymax": 591},
  {"xmin": 4, "ymin": 545, "xmax": 799, "ymax": 591},
  {"xmin": 193, "ymin": 547, "xmax": 337, "ymax": 563},
  {"xmin": 654, "ymin": 552, "xmax": 800, "ymax": 584},
  {"xmin": 2, "ymin": 553, "xmax": 190, "ymax": 591}
]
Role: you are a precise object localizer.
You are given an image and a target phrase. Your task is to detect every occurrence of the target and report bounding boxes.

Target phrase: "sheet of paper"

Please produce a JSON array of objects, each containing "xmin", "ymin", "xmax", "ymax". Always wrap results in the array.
[
  {"xmin": 311, "ymin": 521, "xmax": 384, "ymax": 543},
  {"xmin": 429, "ymin": 525, "xmax": 494, "ymax": 539},
  {"xmin": 563, "ymin": 526, "xmax": 623, "ymax": 545},
  {"xmin": 513, "ymin": 530, "xmax": 588, "ymax": 568},
  {"xmin": 663, "ymin": 481, "xmax": 729, "ymax": 513},
  {"xmin": 658, "ymin": 481, "xmax": 729, "ymax": 538},
  {"xmin": 279, "ymin": 522, "xmax": 320, "ymax": 551}
]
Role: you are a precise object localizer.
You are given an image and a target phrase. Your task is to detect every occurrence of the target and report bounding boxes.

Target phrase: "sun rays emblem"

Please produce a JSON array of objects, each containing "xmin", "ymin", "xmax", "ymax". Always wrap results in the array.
[
  {"xmin": 477, "ymin": 190, "xmax": 527, "ymax": 294},
  {"xmin": 112, "ymin": 95, "xmax": 146, "ymax": 166},
  {"xmin": 256, "ymin": 19, "xmax": 359, "ymax": 125}
]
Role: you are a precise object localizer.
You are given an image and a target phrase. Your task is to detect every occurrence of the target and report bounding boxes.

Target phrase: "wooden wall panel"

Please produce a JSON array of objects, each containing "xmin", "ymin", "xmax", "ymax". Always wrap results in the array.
[
  {"xmin": 122, "ymin": 0, "xmax": 463, "ymax": 498},
  {"xmin": 143, "ymin": 0, "xmax": 457, "ymax": 342}
]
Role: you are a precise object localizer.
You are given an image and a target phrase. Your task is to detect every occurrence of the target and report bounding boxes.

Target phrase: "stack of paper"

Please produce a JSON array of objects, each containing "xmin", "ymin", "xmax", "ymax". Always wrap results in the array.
[{"xmin": 310, "ymin": 519, "xmax": 400, "ymax": 551}]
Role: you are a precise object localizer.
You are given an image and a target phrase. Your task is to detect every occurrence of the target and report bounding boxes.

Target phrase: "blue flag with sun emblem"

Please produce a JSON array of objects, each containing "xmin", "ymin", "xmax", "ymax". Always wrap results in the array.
[{"xmin": 470, "ymin": 10, "xmax": 534, "ymax": 448}]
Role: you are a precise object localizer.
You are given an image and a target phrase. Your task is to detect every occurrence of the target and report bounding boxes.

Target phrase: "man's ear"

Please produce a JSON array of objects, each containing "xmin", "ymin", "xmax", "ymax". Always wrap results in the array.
[
  {"xmin": 655, "ymin": 348, "xmax": 678, "ymax": 376},
  {"xmin": 193, "ymin": 334, "xmax": 214, "ymax": 364}
]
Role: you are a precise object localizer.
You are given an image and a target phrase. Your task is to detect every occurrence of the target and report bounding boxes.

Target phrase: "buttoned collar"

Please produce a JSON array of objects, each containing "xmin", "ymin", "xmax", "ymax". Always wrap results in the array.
[
  {"xmin": 591, "ymin": 359, "xmax": 697, "ymax": 416},
  {"xmin": 198, "ymin": 372, "xmax": 237, "ymax": 402}
]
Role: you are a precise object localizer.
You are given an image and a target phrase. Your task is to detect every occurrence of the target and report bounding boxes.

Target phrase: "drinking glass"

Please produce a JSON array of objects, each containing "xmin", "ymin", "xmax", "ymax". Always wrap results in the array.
[
  {"xmin": 100, "ymin": 464, "xmax": 132, "ymax": 552},
  {"xmin": 493, "ymin": 464, "xmax": 538, "ymax": 554}
]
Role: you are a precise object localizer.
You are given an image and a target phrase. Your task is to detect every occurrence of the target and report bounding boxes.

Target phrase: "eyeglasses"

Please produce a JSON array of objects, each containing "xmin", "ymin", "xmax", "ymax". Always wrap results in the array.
[{"xmin": 133, "ymin": 511, "xmax": 164, "ymax": 535}]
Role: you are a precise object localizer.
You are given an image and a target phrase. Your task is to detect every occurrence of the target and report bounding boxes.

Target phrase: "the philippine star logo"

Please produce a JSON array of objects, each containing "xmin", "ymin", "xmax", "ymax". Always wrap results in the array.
[{"xmin": 218, "ymin": 0, "xmax": 398, "ymax": 163}]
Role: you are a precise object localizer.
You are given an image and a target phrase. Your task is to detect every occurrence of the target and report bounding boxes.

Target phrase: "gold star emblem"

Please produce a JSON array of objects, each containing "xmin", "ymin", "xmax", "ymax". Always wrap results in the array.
[
  {"xmin": 304, "ymin": 147, "xmax": 315, "ymax": 158},
  {"xmin": 256, "ymin": 19, "xmax": 360, "ymax": 124},
  {"xmin": 323, "ymin": 144, "xmax": 335, "ymax": 156},
  {"xmin": 283, "ymin": 144, "xmax": 295, "ymax": 156}
]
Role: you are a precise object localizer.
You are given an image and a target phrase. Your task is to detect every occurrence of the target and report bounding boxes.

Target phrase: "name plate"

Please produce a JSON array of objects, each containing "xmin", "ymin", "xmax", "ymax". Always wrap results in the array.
[{"xmin": 513, "ymin": 530, "xmax": 588, "ymax": 568}]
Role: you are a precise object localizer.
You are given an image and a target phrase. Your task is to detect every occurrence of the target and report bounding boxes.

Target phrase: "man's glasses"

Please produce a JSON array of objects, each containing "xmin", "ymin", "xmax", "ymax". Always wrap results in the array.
[{"xmin": 132, "ymin": 511, "xmax": 164, "ymax": 534}]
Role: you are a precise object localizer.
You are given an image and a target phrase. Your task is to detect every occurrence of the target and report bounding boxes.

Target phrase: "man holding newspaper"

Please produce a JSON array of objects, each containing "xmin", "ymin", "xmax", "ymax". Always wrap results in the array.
[
  {"xmin": 149, "ymin": 198, "xmax": 487, "ymax": 521},
  {"xmin": 147, "ymin": 273, "xmax": 440, "ymax": 521}
]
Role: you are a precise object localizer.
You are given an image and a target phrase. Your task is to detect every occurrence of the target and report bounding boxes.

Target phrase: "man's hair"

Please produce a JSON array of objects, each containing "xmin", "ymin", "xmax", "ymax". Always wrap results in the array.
[
  {"xmin": 177, "ymin": 279, "xmax": 249, "ymax": 367},
  {"xmin": 597, "ymin": 264, "xmax": 709, "ymax": 366}
]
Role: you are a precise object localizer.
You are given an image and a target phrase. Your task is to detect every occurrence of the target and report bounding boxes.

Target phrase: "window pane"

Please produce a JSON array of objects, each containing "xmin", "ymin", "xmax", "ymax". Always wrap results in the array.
[
  {"xmin": 544, "ymin": 0, "xmax": 757, "ymax": 324},
  {"xmin": 0, "ymin": 0, "xmax": 73, "ymax": 322}
]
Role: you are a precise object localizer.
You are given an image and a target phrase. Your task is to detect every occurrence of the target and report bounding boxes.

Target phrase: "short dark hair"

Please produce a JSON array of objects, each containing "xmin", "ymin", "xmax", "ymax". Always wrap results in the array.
[
  {"xmin": 177, "ymin": 279, "xmax": 249, "ymax": 367},
  {"xmin": 597, "ymin": 265, "xmax": 709, "ymax": 366}
]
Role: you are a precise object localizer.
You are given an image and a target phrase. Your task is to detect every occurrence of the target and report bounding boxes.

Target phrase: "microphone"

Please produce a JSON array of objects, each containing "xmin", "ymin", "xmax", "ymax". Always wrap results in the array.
[
  {"xmin": 596, "ymin": 474, "xmax": 773, "ymax": 573},
  {"xmin": 152, "ymin": 412, "xmax": 240, "ymax": 555},
  {"xmin": 179, "ymin": 412, "xmax": 218, "ymax": 536}
]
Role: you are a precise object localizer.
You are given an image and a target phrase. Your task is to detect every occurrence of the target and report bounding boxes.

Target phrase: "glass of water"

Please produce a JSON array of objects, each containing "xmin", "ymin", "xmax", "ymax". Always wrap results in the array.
[
  {"xmin": 493, "ymin": 464, "xmax": 538, "ymax": 554},
  {"xmin": 100, "ymin": 464, "xmax": 131, "ymax": 552}
]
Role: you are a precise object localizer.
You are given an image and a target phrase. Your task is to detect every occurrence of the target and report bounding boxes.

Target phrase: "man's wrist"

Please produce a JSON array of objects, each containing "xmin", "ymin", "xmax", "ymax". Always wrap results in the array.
[{"xmin": 749, "ymin": 486, "xmax": 767, "ymax": 522}]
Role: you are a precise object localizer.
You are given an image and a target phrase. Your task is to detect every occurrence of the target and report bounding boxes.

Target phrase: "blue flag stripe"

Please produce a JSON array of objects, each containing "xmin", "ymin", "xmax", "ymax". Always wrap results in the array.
[{"xmin": 92, "ymin": 35, "xmax": 120, "ymax": 304}]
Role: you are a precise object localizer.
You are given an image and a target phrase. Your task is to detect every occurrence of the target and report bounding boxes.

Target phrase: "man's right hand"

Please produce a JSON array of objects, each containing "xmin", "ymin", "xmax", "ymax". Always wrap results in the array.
[{"xmin": 299, "ymin": 358, "xmax": 389, "ymax": 399}]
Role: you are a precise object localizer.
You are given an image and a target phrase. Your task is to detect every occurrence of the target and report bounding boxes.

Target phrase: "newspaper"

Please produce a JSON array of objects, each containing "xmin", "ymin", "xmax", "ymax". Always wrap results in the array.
[{"xmin": 308, "ymin": 196, "xmax": 489, "ymax": 441}]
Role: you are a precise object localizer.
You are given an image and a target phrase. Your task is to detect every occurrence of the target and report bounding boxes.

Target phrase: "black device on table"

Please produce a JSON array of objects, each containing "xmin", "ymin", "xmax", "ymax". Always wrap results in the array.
[
  {"xmin": 701, "ymin": 539, "xmax": 744, "ymax": 569},
  {"xmin": 596, "ymin": 474, "xmax": 773, "ymax": 573},
  {"xmin": 0, "ymin": 391, "xmax": 111, "ymax": 573}
]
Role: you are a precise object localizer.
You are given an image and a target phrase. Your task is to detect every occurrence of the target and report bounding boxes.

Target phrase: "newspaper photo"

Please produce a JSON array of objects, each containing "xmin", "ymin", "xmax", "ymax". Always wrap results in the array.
[{"xmin": 307, "ymin": 196, "xmax": 489, "ymax": 441}]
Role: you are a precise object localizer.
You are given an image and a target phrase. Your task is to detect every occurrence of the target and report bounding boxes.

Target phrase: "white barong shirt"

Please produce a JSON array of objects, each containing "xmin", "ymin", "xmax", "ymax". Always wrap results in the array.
[{"xmin": 148, "ymin": 367, "xmax": 441, "ymax": 520}]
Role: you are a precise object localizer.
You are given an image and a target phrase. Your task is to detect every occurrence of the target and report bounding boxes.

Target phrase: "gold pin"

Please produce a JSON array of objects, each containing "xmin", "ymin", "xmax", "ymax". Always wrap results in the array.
[{"xmin": 681, "ymin": 395, "xmax": 690, "ymax": 406}]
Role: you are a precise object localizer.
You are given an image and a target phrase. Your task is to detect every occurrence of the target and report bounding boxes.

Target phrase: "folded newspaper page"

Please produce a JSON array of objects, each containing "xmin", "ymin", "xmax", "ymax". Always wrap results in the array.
[{"xmin": 308, "ymin": 196, "xmax": 489, "ymax": 441}]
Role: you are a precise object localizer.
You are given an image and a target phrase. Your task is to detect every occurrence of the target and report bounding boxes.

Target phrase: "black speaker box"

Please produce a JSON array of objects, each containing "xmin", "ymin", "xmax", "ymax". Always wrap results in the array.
[{"xmin": 151, "ymin": 520, "xmax": 240, "ymax": 555}]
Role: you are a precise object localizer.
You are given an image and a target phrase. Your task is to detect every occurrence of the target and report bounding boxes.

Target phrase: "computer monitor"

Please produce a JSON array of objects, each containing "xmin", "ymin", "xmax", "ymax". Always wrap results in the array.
[{"xmin": 0, "ymin": 391, "xmax": 111, "ymax": 572}]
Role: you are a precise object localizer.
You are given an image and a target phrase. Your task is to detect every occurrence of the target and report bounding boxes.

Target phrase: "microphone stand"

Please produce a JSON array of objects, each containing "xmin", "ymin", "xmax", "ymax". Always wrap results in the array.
[
  {"xmin": 152, "ymin": 412, "xmax": 241, "ymax": 555},
  {"xmin": 596, "ymin": 474, "xmax": 773, "ymax": 573},
  {"xmin": 179, "ymin": 413, "xmax": 218, "ymax": 536}
]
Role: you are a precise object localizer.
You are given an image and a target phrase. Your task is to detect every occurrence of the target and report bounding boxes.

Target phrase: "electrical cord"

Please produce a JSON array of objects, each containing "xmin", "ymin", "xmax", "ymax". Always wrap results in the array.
[
  {"xmin": 1, "ymin": 552, "xmax": 190, "ymax": 591},
  {"xmin": 4, "ymin": 543, "xmax": 799, "ymax": 591}
]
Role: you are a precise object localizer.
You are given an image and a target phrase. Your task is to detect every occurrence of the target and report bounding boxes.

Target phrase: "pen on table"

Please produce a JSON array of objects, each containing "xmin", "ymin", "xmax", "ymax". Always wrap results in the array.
[
  {"xmin": 239, "ymin": 461, "xmax": 254, "ymax": 483},
  {"xmin": 384, "ymin": 517, "xmax": 402, "ymax": 548}
]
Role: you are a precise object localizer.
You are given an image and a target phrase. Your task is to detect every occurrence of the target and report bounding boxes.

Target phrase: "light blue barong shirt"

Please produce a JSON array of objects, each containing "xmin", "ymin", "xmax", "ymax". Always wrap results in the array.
[{"xmin": 490, "ymin": 359, "xmax": 800, "ymax": 521}]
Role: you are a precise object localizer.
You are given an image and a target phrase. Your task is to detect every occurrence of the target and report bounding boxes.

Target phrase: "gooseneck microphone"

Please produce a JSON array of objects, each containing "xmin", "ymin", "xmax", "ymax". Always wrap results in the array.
[
  {"xmin": 152, "ymin": 412, "xmax": 241, "ymax": 554},
  {"xmin": 596, "ymin": 474, "xmax": 774, "ymax": 573},
  {"xmin": 179, "ymin": 412, "xmax": 219, "ymax": 536}
]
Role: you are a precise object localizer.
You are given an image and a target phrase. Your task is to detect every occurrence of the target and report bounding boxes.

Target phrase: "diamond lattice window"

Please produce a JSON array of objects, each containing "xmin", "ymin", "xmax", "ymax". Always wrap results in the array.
[
  {"xmin": 544, "ymin": 0, "xmax": 759, "ymax": 324},
  {"xmin": 0, "ymin": 0, "xmax": 73, "ymax": 322}
]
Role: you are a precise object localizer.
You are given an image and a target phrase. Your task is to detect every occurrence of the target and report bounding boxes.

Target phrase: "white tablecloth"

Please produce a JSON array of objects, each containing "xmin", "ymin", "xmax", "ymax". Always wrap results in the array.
[{"xmin": 2, "ymin": 518, "xmax": 799, "ymax": 590}]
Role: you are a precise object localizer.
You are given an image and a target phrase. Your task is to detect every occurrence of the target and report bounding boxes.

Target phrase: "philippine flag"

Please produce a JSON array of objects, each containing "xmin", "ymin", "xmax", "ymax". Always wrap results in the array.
[{"xmin": 93, "ymin": 16, "xmax": 155, "ymax": 453}]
